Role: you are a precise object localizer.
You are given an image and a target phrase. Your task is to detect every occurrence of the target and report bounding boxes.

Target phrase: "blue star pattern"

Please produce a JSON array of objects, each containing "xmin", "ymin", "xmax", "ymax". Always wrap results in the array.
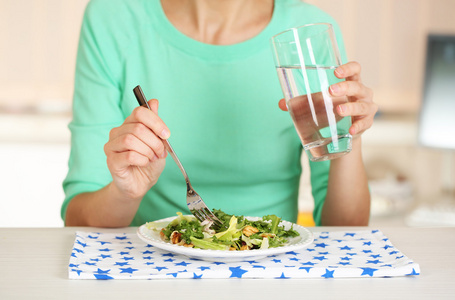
[
  {"xmin": 321, "ymin": 269, "xmax": 335, "ymax": 278},
  {"xmin": 229, "ymin": 266, "xmax": 248, "ymax": 278},
  {"xmin": 68, "ymin": 230, "xmax": 420, "ymax": 279}
]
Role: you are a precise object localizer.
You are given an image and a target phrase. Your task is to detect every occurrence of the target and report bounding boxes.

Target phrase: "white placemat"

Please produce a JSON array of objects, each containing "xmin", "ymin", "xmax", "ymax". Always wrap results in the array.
[{"xmin": 68, "ymin": 229, "xmax": 420, "ymax": 279}]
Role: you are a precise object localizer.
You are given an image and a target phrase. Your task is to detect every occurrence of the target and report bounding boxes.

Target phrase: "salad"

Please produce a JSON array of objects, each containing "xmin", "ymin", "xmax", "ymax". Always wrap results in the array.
[{"xmin": 145, "ymin": 209, "xmax": 300, "ymax": 251}]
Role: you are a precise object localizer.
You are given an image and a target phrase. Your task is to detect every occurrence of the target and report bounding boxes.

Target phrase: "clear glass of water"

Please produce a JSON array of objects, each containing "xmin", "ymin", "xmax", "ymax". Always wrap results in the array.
[{"xmin": 270, "ymin": 23, "xmax": 352, "ymax": 161}]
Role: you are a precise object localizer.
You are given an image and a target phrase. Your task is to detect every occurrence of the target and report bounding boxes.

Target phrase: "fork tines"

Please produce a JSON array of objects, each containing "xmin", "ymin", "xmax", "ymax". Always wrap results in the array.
[{"xmin": 192, "ymin": 208, "xmax": 223, "ymax": 230}]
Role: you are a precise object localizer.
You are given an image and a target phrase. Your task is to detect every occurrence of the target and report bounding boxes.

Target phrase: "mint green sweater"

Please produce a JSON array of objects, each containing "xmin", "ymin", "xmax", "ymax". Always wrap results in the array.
[{"xmin": 62, "ymin": 0, "xmax": 347, "ymax": 226}]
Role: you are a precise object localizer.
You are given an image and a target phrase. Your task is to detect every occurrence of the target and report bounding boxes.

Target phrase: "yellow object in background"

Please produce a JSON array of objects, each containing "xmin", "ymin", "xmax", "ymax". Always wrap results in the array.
[{"xmin": 297, "ymin": 211, "xmax": 315, "ymax": 227}]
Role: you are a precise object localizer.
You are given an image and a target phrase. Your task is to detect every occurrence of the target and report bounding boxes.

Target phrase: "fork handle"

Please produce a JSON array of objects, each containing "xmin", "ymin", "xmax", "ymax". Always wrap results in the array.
[{"xmin": 133, "ymin": 85, "xmax": 191, "ymax": 187}]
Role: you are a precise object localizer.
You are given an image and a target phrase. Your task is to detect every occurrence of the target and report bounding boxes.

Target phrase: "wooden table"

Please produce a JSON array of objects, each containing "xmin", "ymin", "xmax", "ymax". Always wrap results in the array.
[{"xmin": 1, "ymin": 227, "xmax": 454, "ymax": 299}]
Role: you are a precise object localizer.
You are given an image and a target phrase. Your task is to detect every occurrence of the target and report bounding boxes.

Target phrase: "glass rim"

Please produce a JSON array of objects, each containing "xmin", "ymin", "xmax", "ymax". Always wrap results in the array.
[{"xmin": 270, "ymin": 22, "xmax": 333, "ymax": 41}]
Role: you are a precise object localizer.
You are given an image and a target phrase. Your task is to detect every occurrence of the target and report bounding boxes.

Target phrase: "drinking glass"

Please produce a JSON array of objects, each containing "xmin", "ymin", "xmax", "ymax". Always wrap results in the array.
[{"xmin": 270, "ymin": 23, "xmax": 352, "ymax": 161}]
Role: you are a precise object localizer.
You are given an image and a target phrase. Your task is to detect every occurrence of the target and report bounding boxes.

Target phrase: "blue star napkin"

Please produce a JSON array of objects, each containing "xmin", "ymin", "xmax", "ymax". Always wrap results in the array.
[{"xmin": 68, "ymin": 230, "xmax": 420, "ymax": 279}]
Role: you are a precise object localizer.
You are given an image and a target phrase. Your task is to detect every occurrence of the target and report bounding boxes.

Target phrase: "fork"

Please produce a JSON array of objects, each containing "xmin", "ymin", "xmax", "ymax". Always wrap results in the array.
[{"xmin": 133, "ymin": 85, "xmax": 223, "ymax": 229}]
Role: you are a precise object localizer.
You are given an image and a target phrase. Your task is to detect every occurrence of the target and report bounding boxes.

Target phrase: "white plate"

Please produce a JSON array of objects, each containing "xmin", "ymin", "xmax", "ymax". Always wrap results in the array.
[{"xmin": 137, "ymin": 215, "xmax": 314, "ymax": 262}]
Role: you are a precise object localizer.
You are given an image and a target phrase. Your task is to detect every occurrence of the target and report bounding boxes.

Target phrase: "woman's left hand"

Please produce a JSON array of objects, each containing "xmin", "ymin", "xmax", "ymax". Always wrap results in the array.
[
  {"xmin": 328, "ymin": 61, "xmax": 377, "ymax": 136},
  {"xmin": 278, "ymin": 61, "xmax": 378, "ymax": 137}
]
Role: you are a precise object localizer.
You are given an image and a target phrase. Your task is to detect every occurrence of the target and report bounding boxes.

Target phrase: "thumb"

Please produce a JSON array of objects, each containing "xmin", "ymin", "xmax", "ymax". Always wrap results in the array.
[
  {"xmin": 278, "ymin": 98, "xmax": 288, "ymax": 111},
  {"xmin": 148, "ymin": 99, "xmax": 159, "ymax": 114}
]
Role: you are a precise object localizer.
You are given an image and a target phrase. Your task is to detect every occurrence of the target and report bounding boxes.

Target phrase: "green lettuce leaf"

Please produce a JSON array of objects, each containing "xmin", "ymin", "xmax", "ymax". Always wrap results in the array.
[{"xmin": 190, "ymin": 236, "xmax": 229, "ymax": 250}]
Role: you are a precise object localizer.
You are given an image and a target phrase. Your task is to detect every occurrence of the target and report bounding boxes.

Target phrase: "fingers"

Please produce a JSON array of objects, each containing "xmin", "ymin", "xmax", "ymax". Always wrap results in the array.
[
  {"xmin": 336, "ymin": 101, "xmax": 377, "ymax": 135},
  {"xmin": 334, "ymin": 61, "xmax": 362, "ymax": 81},
  {"xmin": 337, "ymin": 101, "xmax": 378, "ymax": 118},
  {"xmin": 349, "ymin": 114, "xmax": 376, "ymax": 136},
  {"xmin": 107, "ymin": 123, "xmax": 167, "ymax": 160},
  {"xmin": 125, "ymin": 101, "xmax": 170, "ymax": 140},
  {"xmin": 329, "ymin": 80, "xmax": 373, "ymax": 100},
  {"xmin": 105, "ymin": 99, "xmax": 170, "ymax": 171},
  {"xmin": 107, "ymin": 149, "xmax": 152, "ymax": 171}
]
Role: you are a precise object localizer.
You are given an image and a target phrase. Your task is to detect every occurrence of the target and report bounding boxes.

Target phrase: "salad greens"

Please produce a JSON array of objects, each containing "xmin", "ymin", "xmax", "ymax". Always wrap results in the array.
[{"xmin": 146, "ymin": 210, "xmax": 300, "ymax": 251}]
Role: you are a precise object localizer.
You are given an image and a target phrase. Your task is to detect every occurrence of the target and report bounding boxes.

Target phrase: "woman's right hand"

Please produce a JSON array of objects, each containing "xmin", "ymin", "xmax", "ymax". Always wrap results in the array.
[{"xmin": 103, "ymin": 99, "xmax": 170, "ymax": 201}]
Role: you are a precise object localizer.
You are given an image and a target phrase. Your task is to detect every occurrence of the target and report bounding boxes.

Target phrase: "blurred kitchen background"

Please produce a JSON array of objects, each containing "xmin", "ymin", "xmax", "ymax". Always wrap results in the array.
[{"xmin": 1, "ymin": 0, "xmax": 454, "ymax": 227}]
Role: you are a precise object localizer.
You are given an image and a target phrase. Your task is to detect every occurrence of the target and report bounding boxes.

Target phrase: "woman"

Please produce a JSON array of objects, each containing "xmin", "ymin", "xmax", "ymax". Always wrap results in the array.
[{"xmin": 62, "ymin": 0, "xmax": 377, "ymax": 227}]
